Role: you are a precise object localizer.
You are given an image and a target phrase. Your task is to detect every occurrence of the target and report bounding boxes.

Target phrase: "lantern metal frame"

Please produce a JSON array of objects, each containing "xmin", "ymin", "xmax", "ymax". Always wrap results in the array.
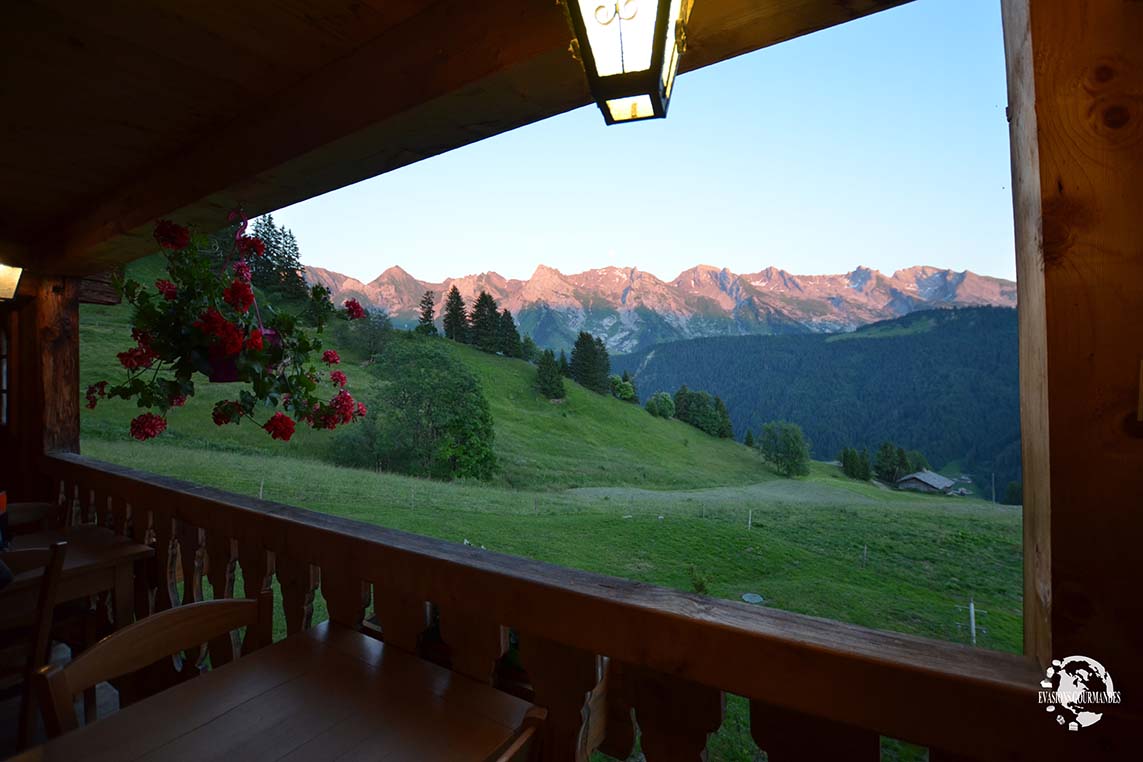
[{"xmin": 565, "ymin": 0, "xmax": 691, "ymax": 125}]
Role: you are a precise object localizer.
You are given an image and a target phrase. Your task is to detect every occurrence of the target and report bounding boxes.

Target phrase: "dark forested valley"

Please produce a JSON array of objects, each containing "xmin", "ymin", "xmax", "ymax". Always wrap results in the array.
[{"xmin": 613, "ymin": 307, "xmax": 1021, "ymax": 492}]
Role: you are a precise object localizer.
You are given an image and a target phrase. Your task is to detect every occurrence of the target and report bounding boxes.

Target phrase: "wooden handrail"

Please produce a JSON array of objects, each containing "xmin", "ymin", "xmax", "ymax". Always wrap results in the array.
[{"xmin": 42, "ymin": 452, "xmax": 1053, "ymax": 760}]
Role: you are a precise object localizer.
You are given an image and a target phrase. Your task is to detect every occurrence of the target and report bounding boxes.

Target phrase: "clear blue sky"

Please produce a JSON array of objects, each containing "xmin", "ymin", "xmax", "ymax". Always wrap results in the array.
[{"xmin": 273, "ymin": 0, "xmax": 1016, "ymax": 284}]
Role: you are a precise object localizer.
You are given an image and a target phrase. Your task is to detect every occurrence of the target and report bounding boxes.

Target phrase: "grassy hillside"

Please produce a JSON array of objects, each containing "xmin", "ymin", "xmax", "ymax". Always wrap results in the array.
[{"xmin": 78, "ymin": 259, "xmax": 1022, "ymax": 760}]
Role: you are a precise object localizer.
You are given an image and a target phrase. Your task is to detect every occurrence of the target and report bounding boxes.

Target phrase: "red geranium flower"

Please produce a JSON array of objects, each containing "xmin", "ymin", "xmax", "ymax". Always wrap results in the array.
[
  {"xmin": 129, "ymin": 413, "xmax": 167, "ymax": 441},
  {"xmin": 356, "ymin": 401, "xmax": 368, "ymax": 418},
  {"xmin": 117, "ymin": 346, "xmax": 154, "ymax": 370},
  {"xmin": 169, "ymin": 394, "xmax": 187, "ymax": 408},
  {"xmin": 232, "ymin": 261, "xmax": 252, "ymax": 282},
  {"xmin": 263, "ymin": 412, "xmax": 296, "ymax": 441},
  {"xmin": 85, "ymin": 381, "xmax": 108, "ymax": 410},
  {"xmin": 322, "ymin": 349, "xmax": 340, "ymax": 365},
  {"xmin": 155, "ymin": 279, "xmax": 178, "ymax": 300},
  {"xmin": 245, "ymin": 328, "xmax": 264, "ymax": 351},
  {"xmin": 343, "ymin": 299, "xmax": 366, "ymax": 320},
  {"xmin": 194, "ymin": 308, "xmax": 244, "ymax": 357},
  {"xmin": 236, "ymin": 236, "xmax": 265, "ymax": 258},
  {"xmin": 329, "ymin": 370, "xmax": 347, "ymax": 387},
  {"xmin": 331, "ymin": 389, "xmax": 357, "ymax": 424},
  {"xmin": 211, "ymin": 400, "xmax": 243, "ymax": 426},
  {"xmin": 153, "ymin": 220, "xmax": 190, "ymax": 250},
  {"xmin": 222, "ymin": 279, "xmax": 255, "ymax": 313}
]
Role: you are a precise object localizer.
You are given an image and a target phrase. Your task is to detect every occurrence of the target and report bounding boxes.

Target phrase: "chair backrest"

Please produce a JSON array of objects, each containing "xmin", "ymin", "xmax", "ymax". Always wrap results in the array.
[
  {"xmin": 34, "ymin": 598, "xmax": 259, "ymax": 737},
  {"xmin": 0, "ymin": 541, "xmax": 67, "ymax": 671}
]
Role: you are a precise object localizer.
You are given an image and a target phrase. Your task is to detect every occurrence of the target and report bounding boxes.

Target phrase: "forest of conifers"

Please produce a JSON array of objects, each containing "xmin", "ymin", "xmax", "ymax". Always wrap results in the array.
[{"xmin": 613, "ymin": 307, "xmax": 1021, "ymax": 491}]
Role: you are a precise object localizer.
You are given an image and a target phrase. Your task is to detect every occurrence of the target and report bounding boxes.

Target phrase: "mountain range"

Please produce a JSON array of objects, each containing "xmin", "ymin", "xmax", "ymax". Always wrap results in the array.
[{"xmin": 305, "ymin": 263, "xmax": 1016, "ymax": 353}]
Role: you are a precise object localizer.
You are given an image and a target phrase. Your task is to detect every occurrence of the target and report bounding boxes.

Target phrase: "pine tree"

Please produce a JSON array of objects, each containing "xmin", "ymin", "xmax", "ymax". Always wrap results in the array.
[
  {"xmin": 470, "ymin": 291, "xmax": 500, "ymax": 352},
  {"xmin": 895, "ymin": 447, "xmax": 911, "ymax": 480},
  {"xmin": 857, "ymin": 449, "xmax": 872, "ymax": 481},
  {"xmin": 558, "ymin": 350, "xmax": 570, "ymax": 378},
  {"xmin": 874, "ymin": 441, "xmax": 899, "ymax": 482},
  {"xmin": 497, "ymin": 309, "xmax": 522, "ymax": 357},
  {"xmin": 416, "ymin": 291, "xmax": 437, "ymax": 335},
  {"xmin": 442, "ymin": 286, "xmax": 467, "ymax": 342},
  {"xmin": 520, "ymin": 336, "xmax": 538, "ymax": 362},
  {"xmin": 593, "ymin": 336, "xmax": 611, "ymax": 392},
  {"xmin": 674, "ymin": 385, "xmax": 692, "ymax": 422},
  {"xmin": 536, "ymin": 349, "xmax": 565, "ymax": 399},
  {"xmin": 744, "ymin": 430, "xmax": 755, "ymax": 448},
  {"xmin": 715, "ymin": 396, "xmax": 733, "ymax": 438},
  {"xmin": 570, "ymin": 332, "xmax": 609, "ymax": 394}
]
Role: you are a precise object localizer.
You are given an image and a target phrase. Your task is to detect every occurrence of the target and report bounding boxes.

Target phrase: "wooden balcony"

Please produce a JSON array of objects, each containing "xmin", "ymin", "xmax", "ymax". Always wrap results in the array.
[
  {"xmin": 2, "ymin": 0, "xmax": 1141, "ymax": 758},
  {"xmin": 32, "ymin": 452, "xmax": 1063, "ymax": 761}
]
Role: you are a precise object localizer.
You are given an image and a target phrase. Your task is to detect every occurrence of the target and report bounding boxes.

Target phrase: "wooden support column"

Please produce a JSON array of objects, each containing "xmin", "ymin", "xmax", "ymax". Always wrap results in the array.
[
  {"xmin": 1002, "ymin": 0, "xmax": 1142, "ymax": 752},
  {"xmin": 2, "ymin": 274, "xmax": 79, "ymax": 499}
]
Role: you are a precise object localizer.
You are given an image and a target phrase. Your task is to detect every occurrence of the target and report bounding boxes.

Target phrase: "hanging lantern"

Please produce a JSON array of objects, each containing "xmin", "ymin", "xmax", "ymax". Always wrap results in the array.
[
  {"xmin": 0, "ymin": 264, "xmax": 23, "ymax": 300},
  {"xmin": 565, "ymin": 0, "xmax": 693, "ymax": 124}
]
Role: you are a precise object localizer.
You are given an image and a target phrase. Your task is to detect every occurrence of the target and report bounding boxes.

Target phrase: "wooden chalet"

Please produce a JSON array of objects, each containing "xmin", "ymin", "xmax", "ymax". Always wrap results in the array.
[{"xmin": 1, "ymin": 0, "xmax": 1140, "ymax": 759}]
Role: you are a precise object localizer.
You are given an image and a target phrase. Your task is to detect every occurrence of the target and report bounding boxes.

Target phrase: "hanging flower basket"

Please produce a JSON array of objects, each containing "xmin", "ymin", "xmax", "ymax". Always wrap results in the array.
[
  {"xmin": 86, "ymin": 213, "xmax": 370, "ymax": 441},
  {"xmin": 208, "ymin": 327, "xmax": 280, "ymax": 382}
]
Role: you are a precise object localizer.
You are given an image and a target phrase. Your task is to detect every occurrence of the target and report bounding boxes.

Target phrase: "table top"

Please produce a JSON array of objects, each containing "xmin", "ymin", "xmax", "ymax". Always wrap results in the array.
[
  {"xmin": 13, "ymin": 621, "xmax": 537, "ymax": 762},
  {"xmin": 2, "ymin": 525, "xmax": 153, "ymax": 595}
]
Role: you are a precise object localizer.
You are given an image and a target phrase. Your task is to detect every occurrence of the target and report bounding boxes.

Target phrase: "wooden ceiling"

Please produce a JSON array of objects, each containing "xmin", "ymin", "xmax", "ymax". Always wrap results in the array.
[{"xmin": 1, "ymin": 0, "xmax": 912, "ymax": 275}]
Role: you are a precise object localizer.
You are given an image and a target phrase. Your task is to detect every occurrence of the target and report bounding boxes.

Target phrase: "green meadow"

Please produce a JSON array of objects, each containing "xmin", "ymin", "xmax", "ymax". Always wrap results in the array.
[{"xmin": 77, "ymin": 259, "xmax": 1023, "ymax": 760}]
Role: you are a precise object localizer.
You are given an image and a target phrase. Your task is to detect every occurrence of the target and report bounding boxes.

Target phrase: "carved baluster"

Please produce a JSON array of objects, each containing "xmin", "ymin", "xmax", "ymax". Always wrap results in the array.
[
  {"xmin": 237, "ymin": 542, "xmax": 274, "ymax": 654},
  {"xmin": 320, "ymin": 566, "xmax": 369, "ymax": 630},
  {"xmin": 595, "ymin": 659, "xmax": 636, "ymax": 760},
  {"xmin": 623, "ymin": 665, "xmax": 724, "ymax": 762},
  {"xmin": 749, "ymin": 700, "xmax": 880, "ymax": 761},
  {"xmin": 438, "ymin": 607, "xmax": 506, "ymax": 684},
  {"xmin": 130, "ymin": 503, "xmax": 154, "ymax": 623},
  {"xmin": 277, "ymin": 556, "xmax": 319, "ymax": 637},
  {"xmin": 152, "ymin": 510, "xmax": 177, "ymax": 613},
  {"xmin": 204, "ymin": 533, "xmax": 239, "ymax": 667},
  {"xmin": 519, "ymin": 635, "xmax": 599, "ymax": 762},
  {"xmin": 175, "ymin": 520, "xmax": 206, "ymax": 673},
  {"xmin": 111, "ymin": 495, "xmax": 128, "ymax": 536},
  {"xmin": 176, "ymin": 521, "xmax": 204, "ymax": 607},
  {"xmin": 64, "ymin": 482, "xmax": 80, "ymax": 526},
  {"xmin": 93, "ymin": 489, "xmax": 113, "ymax": 528},
  {"xmin": 371, "ymin": 582, "xmax": 426, "ymax": 652}
]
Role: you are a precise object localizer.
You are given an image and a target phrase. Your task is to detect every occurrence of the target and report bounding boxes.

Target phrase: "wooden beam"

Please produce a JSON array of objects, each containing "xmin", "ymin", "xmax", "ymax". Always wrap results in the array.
[
  {"xmin": 16, "ymin": 0, "xmax": 915, "ymax": 275},
  {"xmin": 1002, "ymin": 0, "xmax": 1143, "ymax": 750}
]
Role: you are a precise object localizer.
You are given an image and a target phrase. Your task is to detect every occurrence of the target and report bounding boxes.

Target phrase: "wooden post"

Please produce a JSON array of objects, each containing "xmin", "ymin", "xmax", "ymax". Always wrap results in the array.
[
  {"xmin": 2, "ymin": 275, "xmax": 79, "ymax": 499},
  {"xmin": 1002, "ymin": 0, "xmax": 1143, "ymax": 747}
]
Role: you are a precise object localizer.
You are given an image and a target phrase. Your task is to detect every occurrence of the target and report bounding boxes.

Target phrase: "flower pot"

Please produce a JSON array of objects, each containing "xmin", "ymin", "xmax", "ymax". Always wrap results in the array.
[
  {"xmin": 208, "ymin": 356, "xmax": 240, "ymax": 383},
  {"xmin": 207, "ymin": 328, "xmax": 281, "ymax": 383}
]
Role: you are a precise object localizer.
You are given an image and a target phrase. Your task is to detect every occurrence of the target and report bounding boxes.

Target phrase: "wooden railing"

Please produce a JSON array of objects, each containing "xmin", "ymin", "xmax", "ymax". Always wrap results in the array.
[{"xmin": 42, "ymin": 452, "xmax": 1056, "ymax": 761}]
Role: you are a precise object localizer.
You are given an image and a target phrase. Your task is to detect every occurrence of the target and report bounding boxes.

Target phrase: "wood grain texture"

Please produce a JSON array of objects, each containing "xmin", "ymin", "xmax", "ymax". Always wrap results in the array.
[
  {"xmin": 42, "ymin": 452, "xmax": 1064, "ymax": 760},
  {"xmin": 627, "ymin": 665, "xmax": 724, "ymax": 761},
  {"xmin": 518, "ymin": 635, "xmax": 598, "ymax": 762},
  {"xmin": 23, "ymin": 621, "xmax": 537, "ymax": 762},
  {"xmin": 750, "ymin": 699, "xmax": 879, "ymax": 761},
  {"xmin": 34, "ymin": 599, "xmax": 259, "ymax": 736},
  {"xmin": 5, "ymin": 1, "xmax": 914, "ymax": 275},
  {"xmin": 999, "ymin": 0, "xmax": 1143, "ymax": 756}
]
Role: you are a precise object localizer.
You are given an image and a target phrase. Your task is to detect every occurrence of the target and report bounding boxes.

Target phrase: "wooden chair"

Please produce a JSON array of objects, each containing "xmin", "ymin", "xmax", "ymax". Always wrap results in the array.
[
  {"xmin": 34, "ymin": 599, "xmax": 259, "ymax": 738},
  {"xmin": 0, "ymin": 541, "xmax": 67, "ymax": 750}
]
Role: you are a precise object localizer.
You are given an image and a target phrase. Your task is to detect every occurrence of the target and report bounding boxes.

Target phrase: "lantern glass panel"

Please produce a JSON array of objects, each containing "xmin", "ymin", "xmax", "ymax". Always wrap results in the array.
[
  {"xmin": 605, "ymin": 94, "xmax": 656, "ymax": 122},
  {"xmin": 577, "ymin": 0, "xmax": 658, "ymax": 77},
  {"xmin": 660, "ymin": 0, "xmax": 684, "ymax": 97},
  {"xmin": 0, "ymin": 265, "xmax": 22, "ymax": 300}
]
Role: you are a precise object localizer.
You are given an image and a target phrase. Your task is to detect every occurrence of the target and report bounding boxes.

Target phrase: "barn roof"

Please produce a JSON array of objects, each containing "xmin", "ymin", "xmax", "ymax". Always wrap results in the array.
[{"xmin": 898, "ymin": 470, "xmax": 955, "ymax": 490}]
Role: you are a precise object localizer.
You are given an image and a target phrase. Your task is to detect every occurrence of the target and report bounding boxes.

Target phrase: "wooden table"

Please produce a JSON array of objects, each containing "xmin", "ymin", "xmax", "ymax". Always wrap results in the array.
[
  {"xmin": 1, "ymin": 525, "xmax": 153, "ymax": 631},
  {"xmin": 12, "ymin": 622, "xmax": 539, "ymax": 761}
]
